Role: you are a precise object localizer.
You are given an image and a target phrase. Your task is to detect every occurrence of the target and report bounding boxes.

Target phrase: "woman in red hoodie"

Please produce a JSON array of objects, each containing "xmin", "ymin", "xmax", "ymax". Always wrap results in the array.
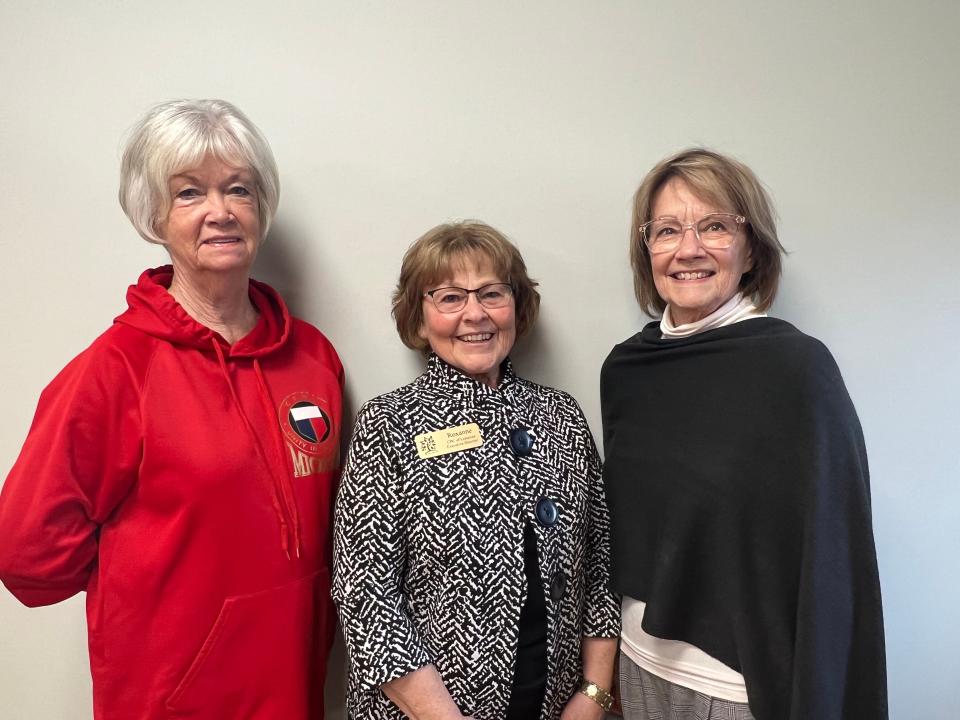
[{"xmin": 0, "ymin": 99, "xmax": 343, "ymax": 719}]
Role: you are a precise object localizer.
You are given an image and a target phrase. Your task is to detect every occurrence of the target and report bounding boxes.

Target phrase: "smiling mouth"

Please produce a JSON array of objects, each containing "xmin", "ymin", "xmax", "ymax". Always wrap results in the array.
[
  {"xmin": 671, "ymin": 271, "xmax": 714, "ymax": 280},
  {"xmin": 458, "ymin": 333, "xmax": 494, "ymax": 343},
  {"xmin": 203, "ymin": 237, "xmax": 242, "ymax": 245}
]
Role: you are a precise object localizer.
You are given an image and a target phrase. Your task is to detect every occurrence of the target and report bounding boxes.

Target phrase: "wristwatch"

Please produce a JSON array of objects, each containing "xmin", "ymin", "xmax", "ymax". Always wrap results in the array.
[{"xmin": 579, "ymin": 678, "xmax": 614, "ymax": 712}]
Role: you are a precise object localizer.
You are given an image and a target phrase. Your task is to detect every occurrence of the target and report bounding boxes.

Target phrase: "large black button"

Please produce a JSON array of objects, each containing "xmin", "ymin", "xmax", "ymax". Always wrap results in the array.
[
  {"xmin": 535, "ymin": 497, "xmax": 558, "ymax": 527},
  {"xmin": 550, "ymin": 571, "xmax": 567, "ymax": 601},
  {"xmin": 509, "ymin": 427, "xmax": 533, "ymax": 456}
]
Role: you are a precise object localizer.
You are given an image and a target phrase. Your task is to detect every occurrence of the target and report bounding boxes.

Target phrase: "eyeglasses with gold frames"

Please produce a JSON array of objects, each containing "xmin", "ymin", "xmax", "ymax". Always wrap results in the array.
[{"xmin": 639, "ymin": 213, "xmax": 747, "ymax": 254}]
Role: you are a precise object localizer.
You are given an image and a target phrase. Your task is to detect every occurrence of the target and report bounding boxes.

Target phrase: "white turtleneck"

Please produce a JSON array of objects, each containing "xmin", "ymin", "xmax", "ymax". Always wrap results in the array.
[
  {"xmin": 660, "ymin": 292, "xmax": 765, "ymax": 339},
  {"xmin": 620, "ymin": 292, "xmax": 765, "ymax": 702}
]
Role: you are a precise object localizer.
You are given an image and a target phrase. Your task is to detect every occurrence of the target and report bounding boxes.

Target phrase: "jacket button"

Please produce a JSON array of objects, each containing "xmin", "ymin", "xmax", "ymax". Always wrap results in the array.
[
  {"xmin": 509, "ymin": 427, "xmax": 533, "ymax": 456},
  {"xmin": 535, "ymin": 497, "xmax": 558, "ymax": 527},
  {"xmin": 550, "ymin": 571, "xmax": 567, "ymax": 600}
]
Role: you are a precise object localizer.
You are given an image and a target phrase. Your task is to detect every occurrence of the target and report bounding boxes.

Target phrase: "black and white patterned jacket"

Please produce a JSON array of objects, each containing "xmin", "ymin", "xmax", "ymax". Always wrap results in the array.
[{"xmin": 332, "ymin": 355, "xmax": 620, "ymax": 720}]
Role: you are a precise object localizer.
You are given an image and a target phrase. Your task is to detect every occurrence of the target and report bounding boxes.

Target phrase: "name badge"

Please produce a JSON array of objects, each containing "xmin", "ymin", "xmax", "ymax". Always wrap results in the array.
[{"xmin": 415, "ymin": 423, "xmax": 484, "ymax": 459}]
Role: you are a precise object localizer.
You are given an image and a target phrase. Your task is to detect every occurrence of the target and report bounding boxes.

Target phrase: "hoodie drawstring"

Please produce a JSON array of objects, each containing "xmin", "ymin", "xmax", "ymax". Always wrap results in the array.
[
  {"xmin": 253, "ymin": 358, "xmax": 303, "ymax": 557},
  {"xmin": 212, "ymin": 340, "xmax": 296, "ymax": 559}
]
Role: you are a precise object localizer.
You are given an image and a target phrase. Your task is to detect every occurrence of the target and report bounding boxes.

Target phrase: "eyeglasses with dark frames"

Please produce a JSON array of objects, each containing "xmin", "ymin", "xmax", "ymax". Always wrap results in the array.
[{"xmin": 423, "ymin": 283, "xmax": 514, "ymax": 313}]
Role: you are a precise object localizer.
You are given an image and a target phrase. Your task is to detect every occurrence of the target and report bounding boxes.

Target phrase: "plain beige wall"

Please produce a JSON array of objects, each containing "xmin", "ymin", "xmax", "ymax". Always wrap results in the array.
[{"xmin": 1, "ymin": 1, "xmax": 958, "ymax": 717}]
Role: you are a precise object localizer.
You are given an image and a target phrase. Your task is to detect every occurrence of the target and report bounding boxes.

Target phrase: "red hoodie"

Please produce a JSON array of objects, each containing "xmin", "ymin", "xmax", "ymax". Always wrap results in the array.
[{"xmin": 0, "ymin": 266, "xmax": 343, "ymax": 719}]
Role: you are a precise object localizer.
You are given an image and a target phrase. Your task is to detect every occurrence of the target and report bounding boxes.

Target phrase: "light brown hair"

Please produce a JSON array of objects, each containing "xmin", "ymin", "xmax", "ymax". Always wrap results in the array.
[
  {"xmin": 629, "ymin": 148, "xmax": 786, "ymax": 316},
  {"xmin": 392, "ymin": 221, "xmax": 541, "ymax": 351}
]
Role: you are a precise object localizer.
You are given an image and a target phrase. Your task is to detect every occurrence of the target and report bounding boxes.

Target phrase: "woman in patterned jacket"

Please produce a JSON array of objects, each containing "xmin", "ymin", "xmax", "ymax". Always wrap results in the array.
[{"xmin": 332, "ymin": 221, "xmax": 620, "ymax": 720}]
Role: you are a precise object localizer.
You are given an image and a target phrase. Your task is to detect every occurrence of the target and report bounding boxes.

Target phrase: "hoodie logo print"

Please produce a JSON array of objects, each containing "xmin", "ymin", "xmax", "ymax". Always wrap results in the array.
[
  {"xmin": 289, "ymin": 402, "xmax": 331, "ymax": 444},
  {"xmin": 279, "ymin": 392, "xmax": 338, "ymax": 478}
]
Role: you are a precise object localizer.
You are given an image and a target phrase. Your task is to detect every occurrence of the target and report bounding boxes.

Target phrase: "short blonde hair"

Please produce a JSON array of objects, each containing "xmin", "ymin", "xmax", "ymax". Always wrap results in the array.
[
  {"xmin": 119, "ymin": 99, "xmax": 280, "ymax": 244},
  {"xmin": 629, "ymin": 148, "xmax": 786, "ymax": 316},
  {"xmin": 392, "ymin": 221, "xmax": 541, "ymax": 351}
]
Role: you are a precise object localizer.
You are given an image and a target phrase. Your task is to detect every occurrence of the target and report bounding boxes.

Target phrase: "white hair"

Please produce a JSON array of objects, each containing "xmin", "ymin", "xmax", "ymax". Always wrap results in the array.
[{"xmin": 119, "ymin": 99, "xmax": 280, "ymax": 244}]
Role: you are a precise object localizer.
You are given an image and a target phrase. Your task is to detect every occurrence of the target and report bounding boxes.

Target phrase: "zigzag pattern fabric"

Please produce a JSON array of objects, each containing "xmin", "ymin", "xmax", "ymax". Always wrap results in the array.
[{"xmin": 332, "ymin": 354, "xmax": 620, "ymax": 719}]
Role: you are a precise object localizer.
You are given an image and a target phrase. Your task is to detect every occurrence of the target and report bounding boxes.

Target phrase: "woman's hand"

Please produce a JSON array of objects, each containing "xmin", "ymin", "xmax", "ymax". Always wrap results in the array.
[
  {"xmin": 381, "ymin": 665, "xmax": 467, "ymax": 720},
  {"xmin": 560, "ymin": 690, "xmax": 607, "ymax": 720}
]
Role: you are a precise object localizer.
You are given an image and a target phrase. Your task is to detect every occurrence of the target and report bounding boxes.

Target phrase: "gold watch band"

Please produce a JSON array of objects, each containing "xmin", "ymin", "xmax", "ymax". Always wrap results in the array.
[{"xmin": 578, "ymin": 678, "xmax": 614, "ymax": 712}]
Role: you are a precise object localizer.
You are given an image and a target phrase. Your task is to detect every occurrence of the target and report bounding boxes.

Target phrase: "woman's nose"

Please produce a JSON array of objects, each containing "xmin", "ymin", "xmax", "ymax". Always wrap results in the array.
[
  {"xmin": 461, "ymin": 292, "xmax": 488, "ymax": 320},
  {"xmin": 205, "ymin": 193, "xmax": 233, "ymax": 223},
  {"xmin": 674, "ymin": 226, "xmax": 705, "ymax": 257}
]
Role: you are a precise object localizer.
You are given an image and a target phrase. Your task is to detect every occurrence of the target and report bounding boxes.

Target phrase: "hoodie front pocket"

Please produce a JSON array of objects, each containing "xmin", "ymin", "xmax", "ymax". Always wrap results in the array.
[{"xmin": 166, "ymin": 569, "xmax": 329, "ymax": 719}]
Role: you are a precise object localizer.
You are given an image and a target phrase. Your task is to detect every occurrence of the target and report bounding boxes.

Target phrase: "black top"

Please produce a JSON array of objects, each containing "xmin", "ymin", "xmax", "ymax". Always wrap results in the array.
[
  {"xmin": 601, "ymin": 318, "xmax": 887, "ymax": 720},
  {"xmin": 506, "ymin": 523, "xmax": 547, "ymax": 719}
]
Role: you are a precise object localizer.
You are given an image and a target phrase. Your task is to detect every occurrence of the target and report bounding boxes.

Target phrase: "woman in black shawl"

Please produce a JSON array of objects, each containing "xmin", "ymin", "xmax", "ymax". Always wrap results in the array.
[{"xmin": 601, "ymin": 148, "xmax": 887, "ymax": 720}]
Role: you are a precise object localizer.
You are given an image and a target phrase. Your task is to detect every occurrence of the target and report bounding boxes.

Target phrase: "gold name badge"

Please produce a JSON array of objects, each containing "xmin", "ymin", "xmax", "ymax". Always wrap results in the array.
[{"xmin": 415, "ymin": 423, "xmax": 484, "ymax": 459}]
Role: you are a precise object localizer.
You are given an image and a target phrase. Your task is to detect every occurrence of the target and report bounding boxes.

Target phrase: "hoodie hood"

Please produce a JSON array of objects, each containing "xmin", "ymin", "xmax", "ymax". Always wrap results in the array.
[{"xmin": 114, "ymin": 265, "xmax": 291, "ymax": 357}]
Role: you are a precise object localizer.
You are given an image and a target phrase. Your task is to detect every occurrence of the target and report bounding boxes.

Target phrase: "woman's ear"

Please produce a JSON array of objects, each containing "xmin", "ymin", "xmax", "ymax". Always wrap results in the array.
[{"xmin": 743, "ymin": 239, "xmax": 755, "ymax": 273}]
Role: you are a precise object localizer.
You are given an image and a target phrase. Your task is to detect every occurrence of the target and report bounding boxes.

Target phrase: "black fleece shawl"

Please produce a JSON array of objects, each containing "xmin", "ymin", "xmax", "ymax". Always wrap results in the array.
[{"xmin": 601, "ymin": 318, "xmax": 887, "ymax": 720}]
